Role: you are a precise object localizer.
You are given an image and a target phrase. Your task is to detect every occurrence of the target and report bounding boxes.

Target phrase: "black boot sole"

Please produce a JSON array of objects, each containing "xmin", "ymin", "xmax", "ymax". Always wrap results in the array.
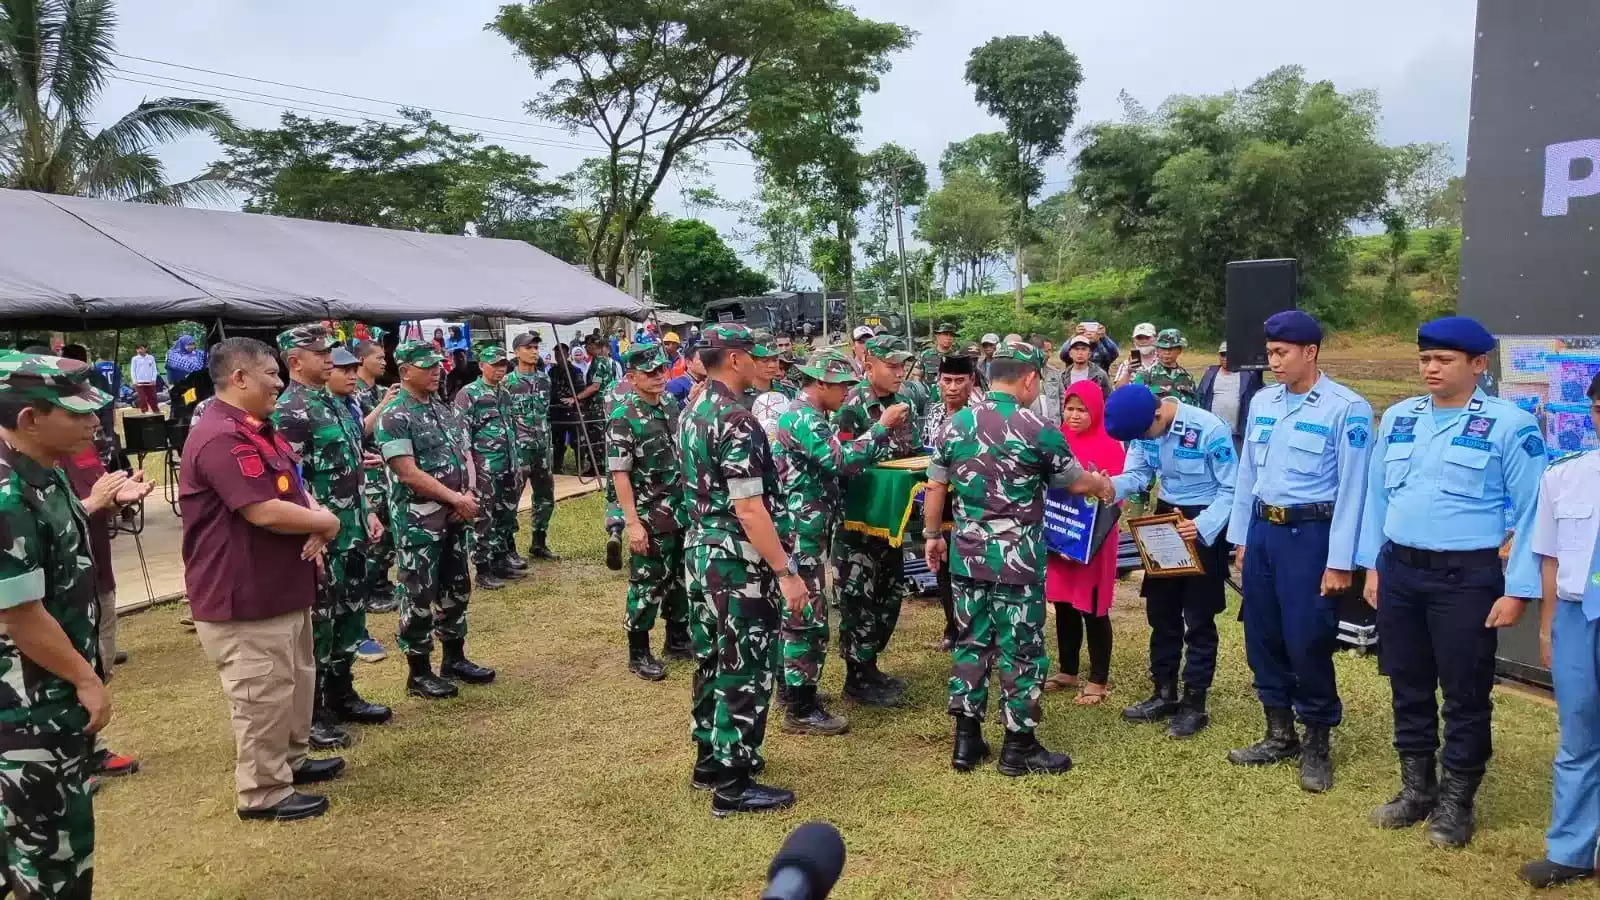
[
  {"xmin": 441, "ymin": 669, "xmax": 496, "ymax": 685},
  {"xmin": 1166, "ymin": 715, "xmax": 1210, "ymax": 739},
  {"xmin": 997, "ymin": 758, "xmax": 1073, "ymax": 777},
  {"xmin": 710, "ymin": 796, "xmax": 797, "ymax": 818},
  {"xmin": 334, "ymin": 708, "xmax": 393, "ymax": 725},
  {"xmin": 1227, "ymin": 746, "xmax": 1302, "ymax": 766},
  {"xmin": 781, "ymin": 715, "xmax": 849, "ymax": 736},
  {"xmin": 406, "ymin": 682, "xmax": 459, "ymax": 700},
  {"xmin": 951, "ymin": 749, "xmax": 991, "ymax": 772},
  {"xmin": 629, "ymin": 665, "xmax": 668, "ymax": 682},
  {"xmin": 605, "ymin": 539, "xmax": 623, "ymax": 571}
]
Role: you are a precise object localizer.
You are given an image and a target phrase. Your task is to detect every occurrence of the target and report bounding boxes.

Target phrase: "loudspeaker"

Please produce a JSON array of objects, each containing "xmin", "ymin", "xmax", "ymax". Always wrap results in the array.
[{"xmin": 1225, "ymin": 259, "xmax": 1298, "ymax": 370}]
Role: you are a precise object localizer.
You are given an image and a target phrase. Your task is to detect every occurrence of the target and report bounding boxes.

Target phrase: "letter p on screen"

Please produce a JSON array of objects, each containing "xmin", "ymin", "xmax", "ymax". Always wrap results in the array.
[{"xmin": 1543, "ymin": 139, "xmax": 1600, "ymax": 216}]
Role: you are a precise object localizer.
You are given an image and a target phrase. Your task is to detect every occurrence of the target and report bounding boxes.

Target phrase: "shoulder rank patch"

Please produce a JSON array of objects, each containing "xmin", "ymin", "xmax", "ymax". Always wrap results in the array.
[
  {"xmin": 1522, "ymin": 433, "xmax": 1548, "ymax": 459},
  {"xmin": 1207, "ymin": 439, "xmax": 1235, "ymax": 464},
  {"xmin": 231, "ymin": 444, "xmax": 264, "ymax": 478}
]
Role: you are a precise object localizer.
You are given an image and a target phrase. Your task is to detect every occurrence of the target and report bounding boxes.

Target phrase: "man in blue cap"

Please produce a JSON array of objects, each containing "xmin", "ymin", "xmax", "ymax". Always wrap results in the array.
[
  {"xmin": 1104, "ymin": 384, "xmax": 1237, "ymax": 739},
  {"xmin": 1224, "ymin": 310, "xmax": 1372, "ymax": 793},
  {"xmin": 1357, "ymin": 315, "xmax": 1545, "ymax": 849}
]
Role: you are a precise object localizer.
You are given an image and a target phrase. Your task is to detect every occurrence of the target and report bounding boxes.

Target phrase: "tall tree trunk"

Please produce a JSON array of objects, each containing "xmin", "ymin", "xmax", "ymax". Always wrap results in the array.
[{"xmin": 1013, "ymin": 238, "xmax": 1024, "ymax": 311}]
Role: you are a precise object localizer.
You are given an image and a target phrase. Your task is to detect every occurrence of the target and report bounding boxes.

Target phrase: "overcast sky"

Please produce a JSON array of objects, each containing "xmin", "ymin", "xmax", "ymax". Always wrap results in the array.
[{"xmin": 100, "ymin": 0, "xmax": 1477, "ymax": 286}]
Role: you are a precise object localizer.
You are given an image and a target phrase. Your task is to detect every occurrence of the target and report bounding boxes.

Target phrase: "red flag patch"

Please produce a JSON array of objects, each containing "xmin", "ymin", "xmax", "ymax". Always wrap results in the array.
[{"xmin": 231, "ymin": 445, "xmax": 265, "ymax": 478}]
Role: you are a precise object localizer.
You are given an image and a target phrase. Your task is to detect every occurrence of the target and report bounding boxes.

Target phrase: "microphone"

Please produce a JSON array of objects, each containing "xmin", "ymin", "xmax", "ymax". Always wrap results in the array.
[{"xmin": 761, "ymin": 821, "xmax": 846, "ymax": 900}]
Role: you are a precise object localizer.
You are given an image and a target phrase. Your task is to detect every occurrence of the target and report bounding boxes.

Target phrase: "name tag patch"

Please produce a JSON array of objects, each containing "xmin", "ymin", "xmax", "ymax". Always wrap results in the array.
[
  {"xmin": 1293, "ymin": 421, "xmax": 1331, "ymax": 437},
  {"xmin": 1450, "ymin": 436, "xmax": 1492, "ymax": 452}
]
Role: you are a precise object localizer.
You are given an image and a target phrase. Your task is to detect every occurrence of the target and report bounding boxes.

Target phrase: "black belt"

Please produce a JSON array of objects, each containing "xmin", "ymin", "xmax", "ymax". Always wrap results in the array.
[
  {"xmin": 1253, "ymin": 500, "xmax": 1334, "ymax": 525},
  {"xmin": 1387, "ymin": 543, "xmax": 1501, "ymax": 570}
]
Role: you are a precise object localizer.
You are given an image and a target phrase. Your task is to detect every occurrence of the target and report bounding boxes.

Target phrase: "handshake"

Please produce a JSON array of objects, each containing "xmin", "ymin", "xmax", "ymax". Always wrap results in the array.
[{"xmin": 1071, "ymin": 469, "xmax": 1116, "ymax": 504}]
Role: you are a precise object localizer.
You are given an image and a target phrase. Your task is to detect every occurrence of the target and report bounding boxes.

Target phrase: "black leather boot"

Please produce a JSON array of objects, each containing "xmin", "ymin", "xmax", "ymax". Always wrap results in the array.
[
  {"xmin": 691, "ymin": 741, "xmax": 718, "ymax": 791},
  {"xmin": 1228, "ymin": 705, "xmax": 1302, "ymax": 766},
  {"xmin": 843, "ymin": 659, "xmax": 901, "ymax": 708},
  {"xmin": 328, "ymin": 666, "xmax": 392, "ymax": 725},
  {"xmin": 366, "ymin": 593, "xmax": 398, "ymax": 614},
  {"xmin": 1166, "ymin": 686, "xmax": 1210, "ymax": 738},
  {"xmin": 493, "ymin": 558, "xmax": 528, "ymax": 581},
  {"xmin": 996, "ymin": 730, "xmax": 1072, "ymax": 777},
  {"xmin": 1121, "ymin": 680, "xmax": 1181, "ymax": 723},
  {"xmin": 1519, "ymin": 858, "xmax": 1595, "ymax": 889},
  {"xmin": 710, "ymin": 769, "xmax": 796, "ymax": 818},
  {"xmin": 782, "ymin": 685, "xmax": 848, "ymax": 736},
  {"xmin": 1299, "ymin": 724, "xmax": 1334, "ymax": 793},
  {"xmin": 309, "ymin": 690, "xmax": 352, "ymax": 750},
  {"xmin": 406, "ymin": 653, "xmax": 459, "ymax": 699},
  {"xmin": 951, "ymin": 715, "xmax": 990, "ymax": 772},
  {"xmin": 605, "ymin": 529, "xmax": 624, "ymax": 571},
  {"xmin": 1426, "ymin": 768, "xmax": 1482, "ymax": 848},
  {"xmin": 627, "ymin": 630, "xmax": 667, "ymax": 681},
  {"xmin": 504, "ymin": 548, "xmax": 529, "ymax": 571},
  {"xmin": 862, "ymin": 659, "xmax": 907, "ymax": 695},
  {"xmin": 476, "ymin": 563, "xmax": 506, "ymax": 591},
  {"xmin": 440, "ymin": 639, "xmax": 496, "ymax": 684},
  {"xmin": 529, "ymin": 532, "xmax": 559, "ymax": 561},
  {"xmin": 663, "ymin": 622, "xmax": 693, "ymax": 661},
  {"xmin": 1372, "ymin": 753, "xmax": 1438, "ymax": 829}
]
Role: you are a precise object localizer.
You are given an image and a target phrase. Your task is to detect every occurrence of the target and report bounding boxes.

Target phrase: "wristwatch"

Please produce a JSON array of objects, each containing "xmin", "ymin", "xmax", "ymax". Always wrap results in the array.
[{"xmin": 783, "ymin": 557, "xmax": 800, "ymax": 578}]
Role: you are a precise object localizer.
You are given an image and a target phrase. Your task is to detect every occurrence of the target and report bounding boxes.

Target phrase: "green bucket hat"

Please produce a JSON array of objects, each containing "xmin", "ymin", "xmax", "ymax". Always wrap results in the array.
[
  {"xmin": 1154, "ymin": 328, "xmax": 1188, "ymax": 350},
  {"xmin": 0, "ymin": 352, "xmax": 112, "ymax": 413},
  {"xmin": 622, "ymin": 344, "xmax": 669, "ymax": 373},
  {"xmin": 276, "ymin": 324, "xmax": 333, "ymax": 353},
  {"xmin": 795, "ymin": 349, "xmax": 861, "ymax": 385},
  {"xmin": 934, "ymin": 321, "xmax": 959, "ymax": 336},
  {"xmin": 864, "ymin": 334, "xmax": 913, "ymax": 364},
  {"xmin": 395, "ymin": 341, "xmax": 445, "ymax": 369},
  {"xmin": 476, "ymin": 344, "xmax": 509, "ymax": 366},
  {"xmin": 991, "ymin": 340, "xmax": 1046, "ymax": 371}
]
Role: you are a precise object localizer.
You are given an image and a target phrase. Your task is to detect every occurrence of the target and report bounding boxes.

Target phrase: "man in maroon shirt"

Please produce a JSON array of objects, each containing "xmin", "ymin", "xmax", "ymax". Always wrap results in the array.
[{"xmin": 179, "ymin": 337, "xmax": 346, "ymax": 822}]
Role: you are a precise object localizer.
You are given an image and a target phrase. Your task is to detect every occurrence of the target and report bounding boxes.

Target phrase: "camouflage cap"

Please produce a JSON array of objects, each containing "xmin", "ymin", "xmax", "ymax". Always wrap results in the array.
[
  {"xmin": 864, "ymin": 334, "xmax": 913, "ymax": 364},
  {"xmin": 934, "ymin": 321, "xmax": 959, "ymax": 335},
  {"xmin": 749, "ymin": 329, "xmax": 783, "ymax": 359},
  {"xmin": 623, "ymin": 343, "xmax": 669, "ymax": 373},
  {"xmin": 0, "ymin": 352, "xmax": 112, "ymax": 413},
  {"xmin": 276, "ymin": 324, "xmax": 333, "ymax": 353},
  {"xmin": 699, "ymin": 323, "xmax": 756, "ymax": 351},
  {"xmin": 394, "ymin": 340, "xmax": 444, "ymax": 368},
  {"xmin": 476, "ymin": 344, "xmax": 509, "ymax": 366},
  {"xmin": 1154, "ymin": 328, "xmax": 1188, "ymax": 349},
  {"xmin": 990, "ymin": 340, "xmax": 1046, "ymax": 372},
  {"xmin": 795, "ymin": 349, "xmax": 861, "ymax": 385}
]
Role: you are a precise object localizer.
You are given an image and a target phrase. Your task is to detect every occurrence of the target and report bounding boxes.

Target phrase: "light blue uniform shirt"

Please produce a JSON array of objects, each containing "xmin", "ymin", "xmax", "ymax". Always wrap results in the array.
[
  {"xmin": 1225, "ymin": 373, "xmax": 1374, "ymax": 570},
  {"xmin": 1112, "ymin": 401, "xmax": 1238, "ymax": 546},
  {"xmin": 1356, "ymin": 388, "xmax": 1546, "ymax": 598}
]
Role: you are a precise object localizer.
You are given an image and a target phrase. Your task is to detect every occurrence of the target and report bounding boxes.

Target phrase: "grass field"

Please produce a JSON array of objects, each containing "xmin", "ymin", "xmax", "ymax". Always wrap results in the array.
[{"xmin": 95, "ymin": 490, "xmax": 1576, "ymax": 900}]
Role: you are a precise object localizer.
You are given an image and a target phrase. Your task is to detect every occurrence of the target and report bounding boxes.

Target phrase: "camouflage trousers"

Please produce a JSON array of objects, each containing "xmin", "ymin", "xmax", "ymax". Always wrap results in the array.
[
  {"xmin": 472, "ymin": 466, "xmax": 520, "ymax": 567},
  {"xmin": 780, "ymin": 562, "xmax": 830, "ymax": 689},
  {"xmin": 686, "ymin": 545, "xmax": 776, "ymax": 772},
  {"xmin": 360, "ymin": 471, "xmax": 395, "ymax": 605},
  {"xmin": 396, "ymin": 526, "xmax": 472, "ymax": 656},
  {"xmin": 315, "ymin": 542, "xmax": 368, "ymax": 694},
  {"xmin": 948, "ymin": 576, "xmax": 1048, "ymax": 734},
  {"xmin": 0, "ymin": 740, "xmax": 93, "ymax": 899},
  {"xmin": 515, "ymin": 445, "xmax": 555, "ymax": 542},
  {"xmin": 626, "ymin": 530, "xmax": 689, "ymax": 633},
  {"xmin": 833, "ymin": 531, "xmax": 904, "ymax": 664}
]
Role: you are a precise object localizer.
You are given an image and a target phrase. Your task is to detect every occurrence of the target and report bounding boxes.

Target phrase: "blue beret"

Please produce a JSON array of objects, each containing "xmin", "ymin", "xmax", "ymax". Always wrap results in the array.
[
  {"xmin": 1418, "ymin": 316, "xmax": 1496, "ymax": 356},
  {"xmin": 1263, "ymin": 310, "xmax": 1323, "ymax": 344},
  {"xmin": 1104, "ymin": 385, "xmax": 1161, "ymax": 442}
]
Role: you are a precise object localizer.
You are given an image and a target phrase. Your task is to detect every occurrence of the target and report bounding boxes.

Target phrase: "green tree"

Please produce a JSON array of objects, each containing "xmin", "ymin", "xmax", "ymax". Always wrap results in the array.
[
  {"xmin": 742, "ymin": 179, "xmax": 812, "ymax": 291},
  {"xmin": 858, "ymin": 142, "xmax": 928, "ymax": 302},
  {"xmin": 964, "ymin": 33, "xmax": 1083, "ymax": 309},
  {"xmin": 938, "ymin": 131, "xmax": 1013, "ymax": 182},
  {"xmin": 650, "ymin": 218, "xmax": 771, "ymax": 312},
  {"xmin": 916, "ymin": 168, "xmax": 1009, "ymax": 296},
  {"xmin": 1392, "ymin": 142, "xmax": 1458, "ymax": 229},
  {"xmin": 0, "ymin": 0, "xmax": 236, "ymax": 202}
]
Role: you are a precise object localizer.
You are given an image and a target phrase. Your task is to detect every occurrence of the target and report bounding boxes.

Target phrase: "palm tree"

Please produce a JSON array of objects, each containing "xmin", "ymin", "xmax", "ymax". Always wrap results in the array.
[{"xmin": 0, "ymin": 0, "xmax": 237, "ymax": 204}]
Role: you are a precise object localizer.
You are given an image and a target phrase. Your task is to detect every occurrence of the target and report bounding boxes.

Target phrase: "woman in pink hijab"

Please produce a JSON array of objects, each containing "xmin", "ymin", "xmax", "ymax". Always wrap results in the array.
[{"xmin": 1043, "ymin": 380, "xmax": 1125, "ymax": 704}]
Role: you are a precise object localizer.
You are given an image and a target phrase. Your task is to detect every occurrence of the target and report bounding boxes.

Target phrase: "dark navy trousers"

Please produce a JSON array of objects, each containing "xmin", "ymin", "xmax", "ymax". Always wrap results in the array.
[
  {"xmin": 1241, "ymin": 517, "xmax": 1343, "ymax": 727},
  {"xmin": 1375, "ymin": 544, "xmax": 1503, "ymax": 775}
]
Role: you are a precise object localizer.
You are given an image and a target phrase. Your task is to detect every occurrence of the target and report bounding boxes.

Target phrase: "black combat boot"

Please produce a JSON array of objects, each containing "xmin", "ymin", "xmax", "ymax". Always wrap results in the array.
[
  {"xmin": 1426, "ymin": 768, "xmax": 1483, "ymax": 848},
  {"xmin": 996, "ymin": 730, "xmax": 1073, "ymax": 777},
  {"xmin": 843, "ymin": 659, "xmax": 900, "ymax": 708},
  {"xmin": 1519, "ymin": 858, "xmax": 1595, "ymax": 889},
  {"xmin": 710, "ymin": 769, "xmax": 796, "ymax": 818},
  {"xmin": 662, "ymin": 621, "xmax": 694, "ymax": 661},
  {"xmin": 1121, "ymin": 680, "xmax": 1181, "ymax": 724},
  {"xmin": 503, "ymin": 548, "xmax": 529, "ymax": 571},
  {"xmin": 529, "ymin": 532, "xmax": 560, "ymax": 561},
  {"xmin": 328, "ymin": 666, "xmax": 393, "ymax": 725},
  {"xmin": 862, "ymin": 659, "xmax": 907, "ymax": 696},
  {"xmin": 691, "ymin": 741, "xmax": 718, "ymax": 791},
  {"xmin": 1227, "ymin": 705, "xmax": 1302, "ymax": 766},
  {"xmin": 1371, "ymin": 753, "xmax": 1438, "ymax": 829},
  {"xmin": 1299, "ymin": 724, "xmax": 1334, "ymax": 793},
  {"xmin": 782, "ymin": 685, "xmax": 848, "ymax": 736},
  {"xmin": 493, "ymin": 557, "xmax": 528, "ymax": 581},
  {"xmin": 951, "ymin": 715, "xmax": 990, "ymax": 772},
  {"xmin": 476, "ymin": 563, "xmax": 506, "ymax": 591},
  {"xmin": 405, "ymin": 654, "xmax": 459, "ymax": 699},
  {"xmin": 309, "ymin": 690, "xmax": 352, "ymax": 750},
  {"xmin": 626, "ymin": 630, "xmax": 667, "ymax": 681},
  {"xmin": 366, "ymin": 592, "xmax": 398, "ymax": 614},
  {"xmin": 605, "ymin": 528, "xmax": 624, "ymax": 571},
  {"xmin": 440, "ymin": 639, "xmax": 496, "ymax": 684},
  {"xmin": 1166, "ymin": 686, "xmax": 1210, "ymax": 738}
]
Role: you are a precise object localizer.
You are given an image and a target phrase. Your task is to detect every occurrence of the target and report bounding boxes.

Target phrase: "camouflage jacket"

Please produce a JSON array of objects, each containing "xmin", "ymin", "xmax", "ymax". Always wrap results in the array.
[
  {"xmin": 453, "ymin": 378, "xmax": 517, "ymax": 475},
  {"xmin": 1134, "ymin": 362, "xmax": 1198, "ymax": 405},
  {"xmin": 834, "ymin": 383, "xmax": 926, "ymax": 459},
  {"xmin": 742, "ymin": 380, "xmax": 797, "ymax": 409},
  {"xmin": 377, "ymin": 391, "xmax": 469, "ymax": 547},
  {"xmin": 773, "ymin": 404, "xmax": 889, "ymax": 562},
  {"xmin": 275, "ymin": 380, "xmax": 367, "ymax": 550},
  {"xmin": 928, "ymin": 391, "xmax": 1086, "ymax": 585},
  {"xmin": 587, "ymin": 356, "xmax": 623, "ymax": 418},
  {"xmin": 917, "ymin": 347, "xmax": 958, "ymax": 384},
  {"xmin": 678, "ymin": 379, "xmax": 778, "ymax": 557},
  {"xmin": 606, "ymin": 391, "xmax": 687, "ymax": 533},
  {"xmin": 352, "ymin": 378, "xmax": 389, "ymax": 515},
  {"xmin": 0, "ymin": 443, "xmax": 97, "ymax": 735},
  {"xmin": 503, "ymin": 367, "xmax": 552, "ymax": 455}
]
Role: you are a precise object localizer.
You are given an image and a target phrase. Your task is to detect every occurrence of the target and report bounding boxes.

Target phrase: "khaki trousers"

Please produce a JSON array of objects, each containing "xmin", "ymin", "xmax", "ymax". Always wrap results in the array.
[
  {"xmin": 195, "ymin": 609, "xmax": 314, "ymax": 810},
  {"xmin": 98, "ymin": 588, "xmax": 117, "ymax": 678}
]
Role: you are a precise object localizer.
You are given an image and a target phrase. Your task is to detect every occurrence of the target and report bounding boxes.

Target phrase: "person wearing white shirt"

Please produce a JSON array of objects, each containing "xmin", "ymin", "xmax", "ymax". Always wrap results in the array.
[{"xmin": 130, "ymin": 344, "xmax": 160, "ymax": 413}]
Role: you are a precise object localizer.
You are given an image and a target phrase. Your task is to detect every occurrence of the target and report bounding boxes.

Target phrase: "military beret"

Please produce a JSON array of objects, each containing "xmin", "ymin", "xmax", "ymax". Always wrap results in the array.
[
  {"xmin": 990, "ymin": 340, "xmax": 1045, "ymax": 371},
  {"xmin": 1263, "ymin": 310, "xmax": 1323, "ymax": 345},
  {"xmin": 394, "ymin": 341, "xmax": 444, "ymax": 368},
  {"xmin": 623, "ymin": 344, "xmax": 669, "ymax": 372},
  {"xmin": 795, "ymin": 349, "xmax": 860, "ymax": 385},
  {"xmin": 700, "ymin": 323, "xmax": 756, "ymax": 350},
  {"xmin": 1418, "ymin": 316, "xmax": 1496, "ymax": 356},
  {"xmin": 511, "ymin": 331, "xmax": 540, "ymax": 350},
  {"xmin": 277, "ymin": 324, "xmax": 333, "ymax": 352},
  {"xmin": 329, "ymin": 346, "xmax": 360, "ymax": 367},
  {"xmin": 865, "ymin": 334, "xmax": 913, "ymax": 364},
  {"xmin": 476, "ymin": 344, "xmax": 509, "ymax": 366},
  {"xmin": 934, "ymin": 321, "xmax": 959, "ymax": 335},
  {"xmin": 1104, "ymin": 385, "xmax": 1161, "ymax": 441},
  {"xmin": 0, "ymin": 352, "xmax": 112, "ymax": 413},
  {"xmin": 1154, "ymin": 328, "xmax": 1187, "ymax": 350},
  {"xmin": 749, "ymin": 329, "xmax": 783, "ymax": 359},
  {"xmin": 938, "ymin": 353, "xmax": 976, "ymax": 377}
]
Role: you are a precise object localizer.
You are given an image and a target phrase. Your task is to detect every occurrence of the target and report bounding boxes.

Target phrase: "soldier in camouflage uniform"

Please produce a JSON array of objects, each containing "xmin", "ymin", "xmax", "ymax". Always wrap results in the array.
[
  {"xmin": 923, "ymin": 341, "xmax": 1116, "ymax": 776},
  {"xmin": 607, "ymin": 345, "xmax": 692, "ymax": 682},
  {"xmin": 916, "ymin": 322, "xmax": 961, "ymax": 384},
  {"xmin": 1134, "ymin": 328, "xmax": 1198, "ymax": 404},
  {"xmin": 352, "ymin": 340, "xmax": 401, "ymax": 615},
  {"xmin": 830, "ymin": 333, "xmax": 926, "ymax": 706},
  {"xmin": 743, "ymin": 330, "xmax": 795, "ymax": 405},
  {"xmin": 505, "ymin": 333, "xmax": 558, "ymax": 561},
  {"xmin": 454, "ymin": 345, "xmax": 527, "ymax": 591},
  {"xmin": 678, "ymin": 324, "xmax": 811, "ymax": 817},
  {"xmin": 586, "ymin": 334, "xmax": 632, "ymax": 571},
  {"xmin": 772, "ymin": 350, "xmax": 909, "ymax": 733},
  {"xmin": 274, "ymin": 328, "xmax": 392, "ymax": 750},
  {"xmin": 377, "ymin": 342, "xmax": 495, "ymax": 699},
  {"xmin": 0, "ymin": 353, "xmax": 119, "ymax": 899}
]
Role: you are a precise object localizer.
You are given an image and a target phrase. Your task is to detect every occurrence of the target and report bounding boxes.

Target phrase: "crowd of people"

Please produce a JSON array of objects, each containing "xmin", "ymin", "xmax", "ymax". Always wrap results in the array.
[{"xmin": 1, "ymin": 305, "xmax": 1600, "ymax": 894}]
